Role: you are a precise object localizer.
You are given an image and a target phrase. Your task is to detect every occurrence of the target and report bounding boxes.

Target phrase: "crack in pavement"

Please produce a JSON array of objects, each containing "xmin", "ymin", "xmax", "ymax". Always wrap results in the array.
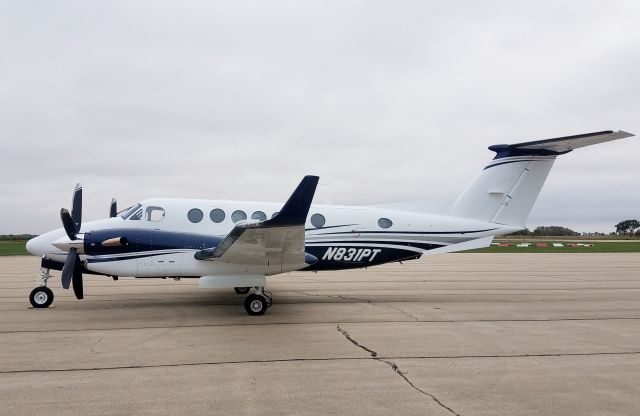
[
  {"xmin": 336, "ymin": 324, "xmax": 461, "ymax": 415},
  {"xmin": 336, "ymin": 324, "xmax": 377, "ymax": 357},
  {"xmin": 383, "ymin": 304, "xmax": 420, "ymax": 321},
  {"xmin": 379, "ymin": 358, "xmax": 461, "ymax": 416},
  {"xmin": 90, "ymin": 338, "xmax": 103, "ymax": 354}
]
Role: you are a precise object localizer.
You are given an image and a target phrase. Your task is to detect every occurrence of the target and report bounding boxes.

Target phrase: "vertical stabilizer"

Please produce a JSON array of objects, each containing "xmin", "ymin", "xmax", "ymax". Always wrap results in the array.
[{"xmin": 451, "ymin": 130, "xmax": 634, "ymax": 227}]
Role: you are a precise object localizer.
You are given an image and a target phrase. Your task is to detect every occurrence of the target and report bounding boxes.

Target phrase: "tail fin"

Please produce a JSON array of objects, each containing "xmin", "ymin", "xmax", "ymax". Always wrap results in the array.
[{"xmin": 451, "ymin": 130, "xmax": 634, "ymax": 227}]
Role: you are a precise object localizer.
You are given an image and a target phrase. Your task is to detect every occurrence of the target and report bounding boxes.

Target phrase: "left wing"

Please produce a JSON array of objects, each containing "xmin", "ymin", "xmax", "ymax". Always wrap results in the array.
[{"xmin": 194, "ymin": 176, "xmax": 319, "ymax": 275}]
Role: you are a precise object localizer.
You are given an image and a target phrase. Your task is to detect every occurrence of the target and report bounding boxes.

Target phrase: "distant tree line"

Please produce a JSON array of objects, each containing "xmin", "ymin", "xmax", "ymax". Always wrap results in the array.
[
  {"xmin": 0, "ymin": 234, "xmax": 37, "ymax": 241},
  {"xmin": 509, "ymin": 226, "xmax": 580, "ymax": 237},
  {"xmin": 507, "ymin": 219, "xmax": 640, "ymax": 237}
]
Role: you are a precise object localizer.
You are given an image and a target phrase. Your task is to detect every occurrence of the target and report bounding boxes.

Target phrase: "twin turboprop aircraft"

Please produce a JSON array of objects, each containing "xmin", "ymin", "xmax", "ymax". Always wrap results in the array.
[{"xmin": 26, "ymin": 130, "xmax": 635, "ymax": 315}]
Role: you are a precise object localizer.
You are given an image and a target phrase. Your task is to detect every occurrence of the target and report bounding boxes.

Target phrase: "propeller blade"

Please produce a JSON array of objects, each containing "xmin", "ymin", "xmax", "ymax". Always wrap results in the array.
[
  {"xmin": 60, "ymin": 247, "xmax": 78, "ymax": 289},
  {"xmin": 72, "ymin": 267, "xmax": 84, "ymax": 300},
  {"xmin": 60, "ymin": 209, "xmax": 77, "ymax": 240},
  {"xmin": 71, "ymin": 184, "xmax": 82, "ymax": 233},
  {"xmin": 110, "ymin": 198, "xmax": 117, "ymax": 218}
]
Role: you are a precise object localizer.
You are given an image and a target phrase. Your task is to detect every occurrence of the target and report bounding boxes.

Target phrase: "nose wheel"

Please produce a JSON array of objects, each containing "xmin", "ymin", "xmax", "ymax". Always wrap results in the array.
[
  {"xmin": 29, "ymin": 286, "xmax": 54, "ymax": 308},
  {"xmin": 243, "ymin": 288, "xmax": 272, "ymax": 316},
  {"xmin": 29, "ymin": 267, "xmax": 54, "ymax": 308}
]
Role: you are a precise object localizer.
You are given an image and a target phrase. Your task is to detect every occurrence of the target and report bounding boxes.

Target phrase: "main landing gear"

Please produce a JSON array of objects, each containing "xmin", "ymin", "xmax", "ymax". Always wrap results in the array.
[
  {"xmin": 29, "ymin": 268, "xmax": 54, "ymax": 308},
  {"xmin": 236, "ymin": 287, "xmax": 272, "ymax": 316}
]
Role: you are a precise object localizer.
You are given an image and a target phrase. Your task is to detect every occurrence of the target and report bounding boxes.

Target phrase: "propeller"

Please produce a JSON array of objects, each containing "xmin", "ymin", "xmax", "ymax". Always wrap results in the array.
[
  {"xmin": 60, "ymin": 184, "xmax": 82, "ymax": 240},
  {"xmin": 60, "ymin": 247, "xmax": 83, "ymax": 299},
  {"xmin": 59, "ymin": 184, "xmax": 84, "ymax": 300},
  {"xmin": 110, "ymin": 198, "xmax": 117, "ymax": 218}
]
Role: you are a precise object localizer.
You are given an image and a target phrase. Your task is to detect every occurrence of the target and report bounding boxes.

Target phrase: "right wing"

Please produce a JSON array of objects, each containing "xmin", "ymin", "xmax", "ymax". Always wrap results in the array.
[{"xmin": 194, "ymin": 175, "xmax": 319, "ymax": 275}]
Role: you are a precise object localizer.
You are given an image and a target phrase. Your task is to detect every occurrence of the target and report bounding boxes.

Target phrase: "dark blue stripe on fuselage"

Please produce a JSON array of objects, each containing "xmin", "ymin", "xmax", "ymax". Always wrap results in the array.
[
  {"xmin": 304, "ymin": 244, "xmax": 422, "ymax": 271},
  {"xmin": 79, "ymin": 228, "xmax": 452, "ymax": 272}
]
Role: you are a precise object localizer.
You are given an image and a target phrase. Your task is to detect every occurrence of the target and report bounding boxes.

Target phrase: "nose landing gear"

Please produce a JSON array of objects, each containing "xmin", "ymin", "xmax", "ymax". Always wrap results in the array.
[{"xmin": 29, "ymin": 268, "xmax": 54, "ymax": 308}]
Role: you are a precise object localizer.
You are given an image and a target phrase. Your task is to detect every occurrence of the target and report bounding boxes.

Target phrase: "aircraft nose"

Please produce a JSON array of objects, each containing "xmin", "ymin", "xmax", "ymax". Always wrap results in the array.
[{"xmin": 26, "ymin": 236, "xmax": 44, "ymax": 256}]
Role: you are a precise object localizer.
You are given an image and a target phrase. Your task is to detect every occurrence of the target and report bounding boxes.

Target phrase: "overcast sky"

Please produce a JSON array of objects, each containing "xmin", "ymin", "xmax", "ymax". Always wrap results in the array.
[{"xmin": 1, "ymin": 1, "xmax": 639, "ymax": 234}]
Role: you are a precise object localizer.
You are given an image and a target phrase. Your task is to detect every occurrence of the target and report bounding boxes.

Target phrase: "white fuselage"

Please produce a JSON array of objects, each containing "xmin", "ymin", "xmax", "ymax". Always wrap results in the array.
[{"xmin": 27, "ymin": 197, "xmax": 518, "ymax": 279}]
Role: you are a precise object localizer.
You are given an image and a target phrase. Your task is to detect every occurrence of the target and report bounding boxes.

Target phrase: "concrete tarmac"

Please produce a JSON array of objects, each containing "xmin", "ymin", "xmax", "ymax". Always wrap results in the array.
[{"xmin": 1, "ymin": 254, "xmax": 639, "ymax": 415}]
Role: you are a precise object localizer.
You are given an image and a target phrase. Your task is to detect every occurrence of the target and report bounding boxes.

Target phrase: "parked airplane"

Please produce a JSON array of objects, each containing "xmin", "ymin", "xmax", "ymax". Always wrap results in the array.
[{"xmin": 26, "ymin": 130, "xmax": 635, "ymax": 315}]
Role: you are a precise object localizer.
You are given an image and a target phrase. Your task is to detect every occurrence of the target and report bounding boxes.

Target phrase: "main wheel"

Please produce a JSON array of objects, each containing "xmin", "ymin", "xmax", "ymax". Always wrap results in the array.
[
  {"xmin": 244, "ymin": 294, "xmax": 267, "ymax": 316},
  {"xmin": 29, "ymin": 286, "xmax": 54, "ymax": 308},
  {"xmin": 234, "ymin": 287, "xmax": 251, "ymax": 295}
]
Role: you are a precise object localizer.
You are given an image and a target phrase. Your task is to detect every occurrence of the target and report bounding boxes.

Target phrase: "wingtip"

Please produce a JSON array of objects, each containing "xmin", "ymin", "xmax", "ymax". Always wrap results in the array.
[
  {"xmin": 616, "ymin": 130, "xmax": 635, "ymax": 138},
  {"xmin": 266, "ymin": 175, "xmax": 320, "ymax": 227}
]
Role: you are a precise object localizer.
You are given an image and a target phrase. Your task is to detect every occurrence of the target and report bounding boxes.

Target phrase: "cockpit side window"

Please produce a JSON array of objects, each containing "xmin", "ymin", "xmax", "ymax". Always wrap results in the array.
[
  {"xmin": 145, "ymin": 206, "xmax": 165, "ymax": 222},
  {"xmin": 121, "ymin": 203, "xmax": 142, "ymax": 220}
]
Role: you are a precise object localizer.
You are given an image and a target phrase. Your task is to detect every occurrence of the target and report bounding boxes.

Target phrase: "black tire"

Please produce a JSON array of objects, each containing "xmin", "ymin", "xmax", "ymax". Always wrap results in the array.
[
  {"xmin": 234, "ymin": 287, "xmax": 251, "ymax": 295},
  {"xmin": 29, "ymin": 286, "xmax": 54, "ymax": 308},
  {"xmin": 244, "ymin": 294, "xmax": 267, "ymax": 316}
]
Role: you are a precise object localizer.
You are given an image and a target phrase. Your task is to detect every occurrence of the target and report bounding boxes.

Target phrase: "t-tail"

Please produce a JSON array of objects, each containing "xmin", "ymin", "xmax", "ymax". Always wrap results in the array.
[{"xmin": 451, "ymin": 130, "xmax": 635, "ymax": 228}]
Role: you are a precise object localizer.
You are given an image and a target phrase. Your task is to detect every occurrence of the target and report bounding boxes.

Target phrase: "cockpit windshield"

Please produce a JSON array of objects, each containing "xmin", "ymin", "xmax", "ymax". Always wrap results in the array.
[{"xmin": 120, "ymin": 203, "xmax": 142, "ymax": 220}]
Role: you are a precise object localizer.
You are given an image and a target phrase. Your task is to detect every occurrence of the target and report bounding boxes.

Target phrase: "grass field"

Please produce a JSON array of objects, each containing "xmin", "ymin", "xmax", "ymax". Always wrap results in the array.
[
  {"xmin": 0, "ymin": 241, "xmax": 28, "ymax": 256},
  {"xmin": 467, "ymin": 240, "xmax": 640, "ymax": 253}
]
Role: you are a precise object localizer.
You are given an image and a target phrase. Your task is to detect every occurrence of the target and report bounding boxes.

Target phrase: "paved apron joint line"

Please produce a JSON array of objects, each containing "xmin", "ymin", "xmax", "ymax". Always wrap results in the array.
[
  {"xmin": 294, "ymin": 289, "xmax": 420, "ymax": 321},
  {"xmin": 2, "ymin": 351, "xmax": 640, "ymax": 376},
  {"xmin": 2, "ymin": 316, "xmax": 640, "ymax": 335}
]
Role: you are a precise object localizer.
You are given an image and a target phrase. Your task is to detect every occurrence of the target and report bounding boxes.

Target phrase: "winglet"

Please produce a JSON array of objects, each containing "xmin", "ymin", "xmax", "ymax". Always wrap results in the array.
[{"xmin": 266, "ymin": 175, "xmax": 319, "ymax": 227}]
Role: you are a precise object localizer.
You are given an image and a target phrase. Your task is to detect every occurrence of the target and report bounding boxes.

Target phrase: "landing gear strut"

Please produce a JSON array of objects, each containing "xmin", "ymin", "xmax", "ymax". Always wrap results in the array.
[
  {"xmin": 243, "ymin": 287, "xmax": 272, "ymax": 316},
  {"xmin": 29, "ymin": 267, "xmax": 54, "ymax": 308}
]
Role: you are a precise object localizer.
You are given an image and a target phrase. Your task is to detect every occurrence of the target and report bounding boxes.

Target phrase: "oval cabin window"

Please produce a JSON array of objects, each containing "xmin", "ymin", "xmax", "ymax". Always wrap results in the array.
[
  {"xmin": 310, "ymin": 213, "xmax": 326, "ymax": 228},
  {"xmin": 252, "ymin": 211, "xmax": 267, "ymax": 221},
  {"xmin": 187, "ymin": 208, "xmax": 204, "ymax": 223},
  {"xmin": 210, "ymin": 208, "xmax": 225, "ymax": 223},
  {"xmin": 231, "ymin": 210, "xmax": 247, "ymax": 223},
  {"xmin": 378, "ymin": 218, "xmax": 393, "ymax": 228}
]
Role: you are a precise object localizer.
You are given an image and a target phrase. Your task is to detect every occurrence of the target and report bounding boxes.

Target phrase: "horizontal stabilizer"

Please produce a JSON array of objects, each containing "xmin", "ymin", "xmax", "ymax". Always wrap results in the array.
[
  {"xmin": 423, "ymin": 236, "xmax": 494, "ymax": 255},
  {"xmin": 489, "ymin": 130, "xmax": 634, "ymax": 158}
]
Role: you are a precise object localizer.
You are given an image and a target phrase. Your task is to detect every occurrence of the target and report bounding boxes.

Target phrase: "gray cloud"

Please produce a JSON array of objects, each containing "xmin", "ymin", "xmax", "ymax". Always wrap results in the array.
[{"xmin": 1, "ymin": 1, "xmax": 639, "ymax": 234}]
